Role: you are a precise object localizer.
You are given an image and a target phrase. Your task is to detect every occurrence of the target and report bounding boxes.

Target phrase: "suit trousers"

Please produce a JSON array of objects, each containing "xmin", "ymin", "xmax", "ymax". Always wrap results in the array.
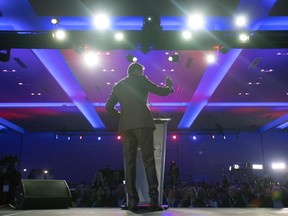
[{"xmin": 122, "ymin": 128, "xmax": 159, "ymax": 206}]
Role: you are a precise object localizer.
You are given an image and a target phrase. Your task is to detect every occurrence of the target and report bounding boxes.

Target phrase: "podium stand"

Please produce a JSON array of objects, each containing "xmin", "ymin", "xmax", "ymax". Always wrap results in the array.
[{"xmin": 124, "ymin": 118, "xmax": 170, "ymax": 206}]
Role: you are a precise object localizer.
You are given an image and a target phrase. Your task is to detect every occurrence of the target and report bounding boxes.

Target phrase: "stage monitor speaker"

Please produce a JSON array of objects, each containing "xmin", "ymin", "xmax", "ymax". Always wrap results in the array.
[{"xmin": 16, "ymin": 179, "xmax": 71, "ymax": 209}]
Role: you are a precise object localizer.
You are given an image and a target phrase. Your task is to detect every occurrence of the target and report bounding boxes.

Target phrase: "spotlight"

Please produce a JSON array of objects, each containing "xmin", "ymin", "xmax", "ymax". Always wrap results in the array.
[
  {"xmin": 182, "ymin": 31, "xmax": 192, "ymax": 40},
  {"xmin": 172, "ymin": 135, "xmax": 177, "ymax": 140},
  {"xmin": 83, "ymin": 51, "xmax": 99, "ymax": 67},
  {"xmin": 252, "ymin": 164, "xmax": 263, "ymax": 170},
  {"xmin": 206, "ymin": 53, "xmax": 216, "ymax": 64},
  {"xmin": 0, "ymin": 49, "xmax": 11, "ymax": 62},
  {"xmin": 51, "ymin": 17, "xmax": 59, "ymax": 25},
  {"xmin": 52, "ymin": 30, "xmax": 66, "ymax": 40},
  {"xmin": 233, "ymin": 164, "xmax": 240, "ymax": 169},
  {"xmin": 127, "ymin": 54, "xmax": 137, "ymax": 62},
  {"xmin": 114, "ymin": 32, "xmax": 124, "ymax": 41},
  {"xmin": 93, "ymin": 14, "xmax": 110, "ymax": 30},
  {"xmin": 168, "ymin": 54, "xmax": 179, "ymax": 62},
  {"xmin": 188, "ymin": 14, "xmax": 205, "ymax": 30},
  {"xmin": 235, "ymin": 15, "xmax": 247, "ymax": 27},
  {"xmin": 272, "ymin": 162, "xmax": 286, "ymax": 170},
  {"xmin": 239, "ymin": 33, "xmax": 249, "ymax": 42}
]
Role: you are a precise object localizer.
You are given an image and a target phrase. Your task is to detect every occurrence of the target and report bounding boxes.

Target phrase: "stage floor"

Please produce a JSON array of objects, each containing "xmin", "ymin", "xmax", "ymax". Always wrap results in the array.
[{"xmin": 1, "ymin": 207, "xmax": 288, "ymax": 216}]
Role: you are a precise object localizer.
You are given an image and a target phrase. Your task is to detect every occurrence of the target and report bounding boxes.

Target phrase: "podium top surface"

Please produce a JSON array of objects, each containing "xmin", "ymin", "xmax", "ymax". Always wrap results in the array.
[{"xmin": 153, "ymin": 118, "xmax": 171, "ymax": 123}]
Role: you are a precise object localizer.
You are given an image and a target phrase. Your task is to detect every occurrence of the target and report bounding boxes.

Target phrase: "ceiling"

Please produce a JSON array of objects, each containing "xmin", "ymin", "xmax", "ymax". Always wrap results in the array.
[{"xmin": 1, "ymin": 0, "xmax": 288, "ymax": 135}]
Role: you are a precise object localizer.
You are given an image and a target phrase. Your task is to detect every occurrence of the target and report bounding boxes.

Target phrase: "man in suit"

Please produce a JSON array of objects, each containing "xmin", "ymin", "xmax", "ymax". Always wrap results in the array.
[{"xmin": 106, "ymin": 62, "xmax": 174, "ymax": 211}]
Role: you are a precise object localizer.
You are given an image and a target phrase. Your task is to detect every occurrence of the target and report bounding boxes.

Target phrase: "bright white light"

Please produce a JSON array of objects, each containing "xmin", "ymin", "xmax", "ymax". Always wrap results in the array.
[
  {"xmin": 51, "ymin": 17, "xmax": 59, "ymax": 25},
  {"xmin": 84, "ymin": 51, "xmax": 99, "ymax": 67},
  {"xmin": 234, "ymin": 164, "xmax": 240, "ymax": 169},
  {"xmin": 252, "ymin": 164, "xmax": 263, "ymax": 170},
  {"xmin": 206, "ymin": 53, "xmax": 216, "ymax": 63},
  {"xmin": 52, "ymin": 30, "xmax": 66, "ymax": 40},
  {"xmin": 272, "ymin": 162, "xmax": 286, "ymax": 170},
  {"xmin": 114, "ymin": 32, "xmax": 124, "ymax": 41},
  {"xmin": 44, "ymin": 170, "xmax": 48, "ymax": 174},
  {"xmin": 188, "ymin": 14, "xmax": 205, "ymax": 30},
  {"xmin": 192, "ymin": 135, "xmax": 197, "ymax": 140},
  {"xmin": 93, "ymin": 14, "xmax": 110, "ymax": 29},
  {"xmin": 182, "ymin": 31, "xmax": 192, "ymax": 39},
  {"xmin": 239, "ymin": 33, "xmax": 249, "ymax": 42},
  {"xmin": 235, "ymin": 15, "xmax": 247, "ymax": 27}
]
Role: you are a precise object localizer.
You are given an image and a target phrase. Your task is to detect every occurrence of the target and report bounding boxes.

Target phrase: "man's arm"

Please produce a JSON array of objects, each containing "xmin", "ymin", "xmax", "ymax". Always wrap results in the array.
[
  {"xmin": 143, "ymin": 76, "xmax": 174, "ymax": 96},
  {"xmin": 105, "ymin": 89, "xmax": 120, "ymax": 118}
]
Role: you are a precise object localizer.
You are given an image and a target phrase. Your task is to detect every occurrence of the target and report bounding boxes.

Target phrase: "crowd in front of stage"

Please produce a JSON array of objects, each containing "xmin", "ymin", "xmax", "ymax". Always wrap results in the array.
[
  {"xmin": 69, "ymin": 167, "xmax": 288, "ymax": 209},
  {"xmin": 1, "ymin": 155, "xmax": 288, "ymax": 209}
]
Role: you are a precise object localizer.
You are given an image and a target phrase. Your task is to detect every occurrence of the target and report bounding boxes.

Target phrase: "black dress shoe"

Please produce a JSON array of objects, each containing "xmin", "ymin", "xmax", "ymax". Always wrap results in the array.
[
  {"xmin": 128, "ymin": 205, "xmax": 138, "ymax": 212},
  {"xmin": 149, "ymin": 203, "xmax": 163, "ymax": 211}
]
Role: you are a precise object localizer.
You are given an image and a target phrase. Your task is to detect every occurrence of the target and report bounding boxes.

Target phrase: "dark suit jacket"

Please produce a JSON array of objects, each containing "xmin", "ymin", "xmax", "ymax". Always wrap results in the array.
[{"xmin": 106, "ymin": 74, "xmax": 172, "ymax": 133}]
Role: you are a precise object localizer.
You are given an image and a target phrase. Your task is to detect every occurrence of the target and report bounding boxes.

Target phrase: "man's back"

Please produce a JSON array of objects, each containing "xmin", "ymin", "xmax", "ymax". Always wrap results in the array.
[{"xmin": 106, "ymin": 74, "xmax": 171, "ymax": 132}]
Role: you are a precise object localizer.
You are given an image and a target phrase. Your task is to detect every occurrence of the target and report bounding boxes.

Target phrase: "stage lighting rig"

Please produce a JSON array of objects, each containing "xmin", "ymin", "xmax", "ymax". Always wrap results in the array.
[
  {"xmin": 168, "ymin": 54, "xmax": 180, "ymax": 62},
  {"xmin": 140, "ymin": 14, "xmax": 163, "ymax": 53},
  {"xmin": 127, "ymin": 54, "xmax": 137, "ymax": 62},
  {"xmin": 0, "ymin": 49, "xmax": 11, "ymax": 62},
  {"xmin": 142, "ymin": 14, "xmax": 162, "ymax": 32}
]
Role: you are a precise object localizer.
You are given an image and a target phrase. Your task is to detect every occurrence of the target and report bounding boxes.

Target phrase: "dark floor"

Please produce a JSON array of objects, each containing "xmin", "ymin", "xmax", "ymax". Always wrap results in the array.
[{"xmin": 0, "ymin": 207, "xmax": 288, "ymax": 216}]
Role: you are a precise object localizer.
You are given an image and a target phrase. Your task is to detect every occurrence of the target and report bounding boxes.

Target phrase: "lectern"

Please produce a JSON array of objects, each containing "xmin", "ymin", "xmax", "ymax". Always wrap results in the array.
[{"xmin": 124, "ymin": 118, "xmax": 170, "ymax": 206}]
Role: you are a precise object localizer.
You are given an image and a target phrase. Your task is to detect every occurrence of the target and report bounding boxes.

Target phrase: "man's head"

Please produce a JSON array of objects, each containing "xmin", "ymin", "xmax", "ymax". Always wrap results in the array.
[{"xmin": 127, "ymin": 62, "xmax": 145, "ymax": 76}]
